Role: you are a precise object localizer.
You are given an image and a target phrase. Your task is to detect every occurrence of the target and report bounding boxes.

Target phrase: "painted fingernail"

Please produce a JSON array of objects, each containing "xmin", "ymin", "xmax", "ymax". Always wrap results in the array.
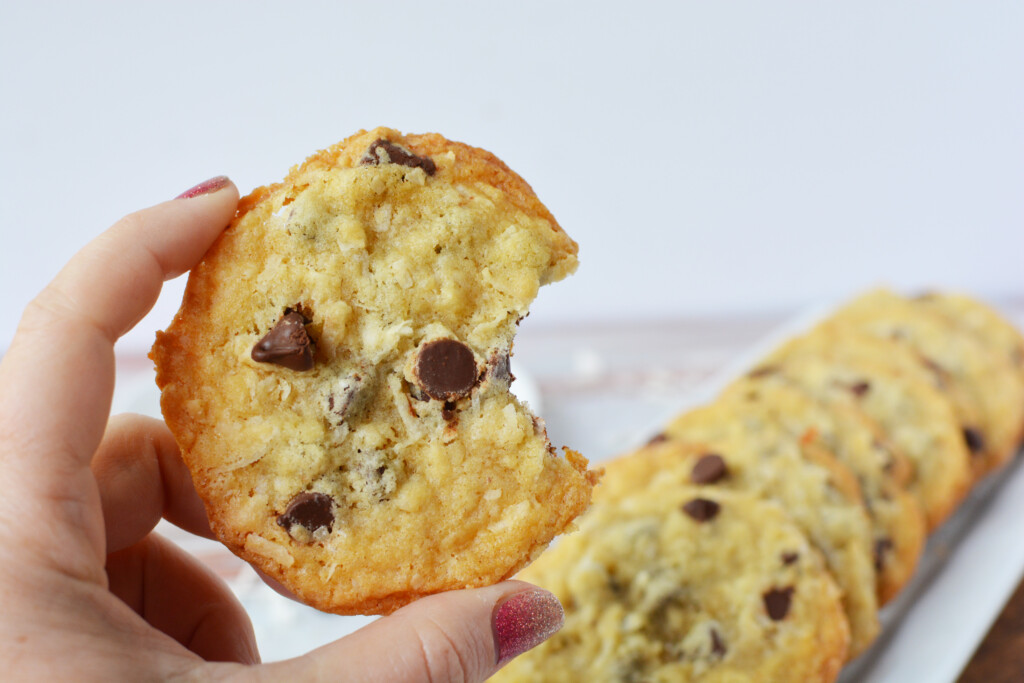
[
  {"xmin": 175, "ymin": 175, "xmax": 230, "ymax": 200},
  {"xmin": 492, "ymin": 588, "xmax": 564, "ymax": 668}
]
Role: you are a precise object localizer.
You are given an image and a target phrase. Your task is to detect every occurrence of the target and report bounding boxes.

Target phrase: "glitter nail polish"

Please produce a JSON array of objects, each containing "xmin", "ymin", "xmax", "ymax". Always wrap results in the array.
[
  {"xmin": 175, "ymin": 175, "xmax": 230, "ymax": 200},
  {"xmin": 492, "ymin": 588, "xmax": 564, "ymax": 668}
]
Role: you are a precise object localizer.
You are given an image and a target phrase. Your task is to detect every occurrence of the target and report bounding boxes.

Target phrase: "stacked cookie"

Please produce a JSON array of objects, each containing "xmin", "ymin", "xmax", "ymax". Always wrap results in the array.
[{"xmin": 494, "ymin": 289, "xmax": 1024, "ymax": 682}]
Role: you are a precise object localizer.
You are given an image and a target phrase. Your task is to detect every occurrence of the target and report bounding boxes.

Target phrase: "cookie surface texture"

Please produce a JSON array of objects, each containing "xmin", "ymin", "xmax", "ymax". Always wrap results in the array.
[
  {"xmin": 492, "ymin": 485, "xmax": 849, "ymax": 683},
  {"xmin": 151, "ymin": 128, "xmax": 596, "ymax": 614}
]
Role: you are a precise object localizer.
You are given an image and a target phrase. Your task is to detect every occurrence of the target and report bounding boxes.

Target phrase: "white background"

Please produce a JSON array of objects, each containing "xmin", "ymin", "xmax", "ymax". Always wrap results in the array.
[{"xmin": 1, "ymin": 1, "xmax": 1022, "ymax": 353}]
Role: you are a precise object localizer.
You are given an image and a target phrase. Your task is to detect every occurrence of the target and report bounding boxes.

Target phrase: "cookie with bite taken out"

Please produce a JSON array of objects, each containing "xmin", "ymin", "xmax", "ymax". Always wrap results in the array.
[{"xmin": 151, "ymin": 128, "xmax": 597, "ymax": 615}]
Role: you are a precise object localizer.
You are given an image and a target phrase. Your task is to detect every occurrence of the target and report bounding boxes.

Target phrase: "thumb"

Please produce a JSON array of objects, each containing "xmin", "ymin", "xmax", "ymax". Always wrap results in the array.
[{"xmin": 255, "ymin": 581, "xmax": 563, "ymax": 682}]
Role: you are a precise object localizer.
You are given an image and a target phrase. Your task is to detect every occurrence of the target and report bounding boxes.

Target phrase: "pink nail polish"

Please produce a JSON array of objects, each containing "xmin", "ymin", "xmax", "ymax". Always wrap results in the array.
[
  {"xmin": 492, "ymin": 588, "xmax": 564, "ymax": 668},
  {"xmin": 175, "ymin": 175, "xmax": 230, "ymax": 200}
]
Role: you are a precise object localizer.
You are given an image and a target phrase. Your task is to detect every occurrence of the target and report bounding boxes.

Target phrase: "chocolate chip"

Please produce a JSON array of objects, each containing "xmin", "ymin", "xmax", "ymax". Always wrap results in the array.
[
  {"xmin": 414, "ymin": 338, "xmax": 479, "ymax": 401},
  {"xmin": 360, "ymin": 139, "xmax": 436, "ymax": 175},
  {"xmin": 781, "ymin": 551, "xmax": 799, "ymax": 566},
  {"xmin": 748, "ymin": 365, "xmax": 780, "ymax": 378},
  {"xmin": 874, "ymin": 538, "xmax": 893, "ymax": 572},
  {"xmin": 682, "ymin": 498, "xmax": 720, "ymax": 522},
  {"xmin": 691, "ymin": 454, "xmax": 728, "ymax": 484},
  {"xmin": 763, "ymin": 587, "xmax": 794, "ymax": 621},
  {"xmin": 710, "ymin": 628, "xmax": 727, "ymax": 658},
  {"xmin": 442, "ymin": 401, "xmax": 457, "ymax": 422},
  {"xmin": 252, "ymin": 310, "xmax": 314, "ymax": 371},
  {"xmin": 963, "ymin": 427, "xmax": 986, "ymax": 455},
  {"xmin": 848, "ymin": 380, "xmax": 871, "ymax": 397},
  {"xmin": 277, "ymin": 492, "xmax": 334, "ymax": 536},
  {"xmin": 646, "ymin": 432, "xmax": 669, "ymax": 446}
]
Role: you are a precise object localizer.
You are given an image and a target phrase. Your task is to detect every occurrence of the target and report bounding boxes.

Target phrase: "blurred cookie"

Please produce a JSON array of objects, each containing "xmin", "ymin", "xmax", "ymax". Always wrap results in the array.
[
  {"xmin": 655, "ymin": 405, "xmax": 878, "ymax": 656},
  {"xmin": 915, "ymin": 291, "xmax": 1024, "ymax": 443},
  {"xmin": 151, "ymin": 128, "xmax": 597, "ymax": 614},
  {"xmin": 722, "ymin": 377, "xmax": 926, "ymax": 605},
  {"xmin": 831, "ymin": 289, "xmax": 1024, "ymax": 477},
  {"xmin": 493, "ymin": 485, "xmax": 849, "ymax": 683},
  {"xmin": 759, "ymin": 329, "xmax": 972, "ymax": 530}
]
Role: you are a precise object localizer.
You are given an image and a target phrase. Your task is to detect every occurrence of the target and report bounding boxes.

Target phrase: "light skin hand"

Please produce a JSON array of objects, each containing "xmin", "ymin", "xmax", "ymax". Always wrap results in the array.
[{"xmin": 0, "ymin": 177, "xmax": 562, "ymax": 681}]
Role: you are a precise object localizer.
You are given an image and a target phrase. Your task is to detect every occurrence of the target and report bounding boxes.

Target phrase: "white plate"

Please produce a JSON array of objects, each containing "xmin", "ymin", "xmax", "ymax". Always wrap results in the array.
[{"xmin": 620, "ymin": 303, "xmax": 1024, "ymax": 683}]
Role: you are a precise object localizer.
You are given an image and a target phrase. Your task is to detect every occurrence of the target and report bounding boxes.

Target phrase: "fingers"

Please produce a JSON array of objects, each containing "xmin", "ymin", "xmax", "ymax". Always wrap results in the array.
[
  {"xmin": 106, "ymin": 532, "xmax": 259, "ymax": 665},
  {"xmin": 251, "ymin": 582, "xmax": 563, "ymax": 683},
  {"xmin": 92, "ymin": 414, "xmax": 215, "ymax": 554},
  {"xmin": 0, "ymin": 181, "xmax": 237, "ymax": 576}
]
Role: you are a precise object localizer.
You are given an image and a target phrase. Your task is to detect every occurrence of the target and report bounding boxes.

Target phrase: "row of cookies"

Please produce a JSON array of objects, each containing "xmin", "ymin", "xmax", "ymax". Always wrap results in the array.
[{"xmin": 493, "ymin": 289, "xmax": 1024, "ymax": 681}]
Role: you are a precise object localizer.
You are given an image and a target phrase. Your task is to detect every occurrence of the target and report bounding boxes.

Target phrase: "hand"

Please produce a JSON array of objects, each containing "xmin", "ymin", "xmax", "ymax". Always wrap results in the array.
[{"xmin": 0, "ymin": 177, "xmax": 563, "ymax": 681}]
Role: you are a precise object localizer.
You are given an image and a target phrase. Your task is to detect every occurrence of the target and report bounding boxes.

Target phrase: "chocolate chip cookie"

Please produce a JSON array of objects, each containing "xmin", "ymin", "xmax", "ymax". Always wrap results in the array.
[
  {"xmin": 830, "ymin": 289, "xmax": 1024, "ymax": 478},
  {"xmin": 914, "ymin": 291, "xmax": 1024, "ymax": 442},
  {"xmin": 761, "ymin": 328, "xmax": 972, "ymax": 530},
  {"xmin": 722, "ymin": 376, "xmax": 926, "ymax": 605},
  {"xmin": 492, "ymin": 484, "xmax": 849, "ymax": 682},
  {"xmin": 653, "ymin": 406, "xmax": 879, "ymax": 657},
  {"xmin": 151, "ymin": 128, "xmax": 597, "ymax": 614}
]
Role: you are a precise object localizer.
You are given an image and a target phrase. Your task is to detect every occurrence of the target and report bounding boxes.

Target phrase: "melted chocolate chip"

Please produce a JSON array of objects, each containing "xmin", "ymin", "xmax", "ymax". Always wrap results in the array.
[
  {"xmin": 781, "ymin": 551, "xmax": 799, "ymax": 566},
  {"xmin": 710, "ymin": 628, "xmax": 727, "ymax": 658},
  {"xmin": 277, "ymin": 492, "xmax": 334, "ymax": 536},
  {"xmin": 874, "ymin": 538, "xmax": 893, "ymax": 572},
  {"xmin": 415, "ymin": 339, "xmax": 479, "ymax": 401},
  {"xmin": 963, "ymin": 427, "xmax": 986, "ymax": 455},
  {"xmin": 252, "ymin": 310, "xmax": 314, "ymax": 371},
  {"xmin": 763, "ymin": 587, "xmax": 794, "ymax": 621},
  {"xmin": 682, "ymin": 498, "xmax": 720, "ymax": 522},
  {"xmin": 849, "ymin": 380, "xmax": 871, "ymax": 397},
  {"xmin": 361, "ymin": 139, "xmax": 436, "ymax": 175},
  {"xmin": 691, "ymin": 454, "xmax": 728, "ymax": 484},
  {"xmin": 442, "ymin": 401, "xmax": 457, "ymax": 422},
  {"xmin": 487, "ymin": 350, "xmax": 513, "ymax": 386}
]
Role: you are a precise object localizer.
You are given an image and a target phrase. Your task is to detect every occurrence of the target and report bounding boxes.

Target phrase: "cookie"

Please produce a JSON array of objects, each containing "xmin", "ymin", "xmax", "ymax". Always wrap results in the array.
[
  {"xmin": 914, "ymin": 291, "xmax": 1024, "ymax": 439},
  {"xmin": 151, "ymin": 128, "xmax": 598, "ymax": 614},
  {"xmin": 722, "ymin": 377, "xmax": 926, "ymax": 605},
  {"xmin": 830, "ymin": 289, "xmax": 1024, "ymax": 478},
  {"xmin": 655, "ymin": 405, "xmax": 879, "ymax": 656},
  {"xmin": 492, "ymin": 485, "xmax": 849, "ymax": 683},
  {"xmin": 759, "ymin": 328, "xmax": 972, "ymax": 530}
]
